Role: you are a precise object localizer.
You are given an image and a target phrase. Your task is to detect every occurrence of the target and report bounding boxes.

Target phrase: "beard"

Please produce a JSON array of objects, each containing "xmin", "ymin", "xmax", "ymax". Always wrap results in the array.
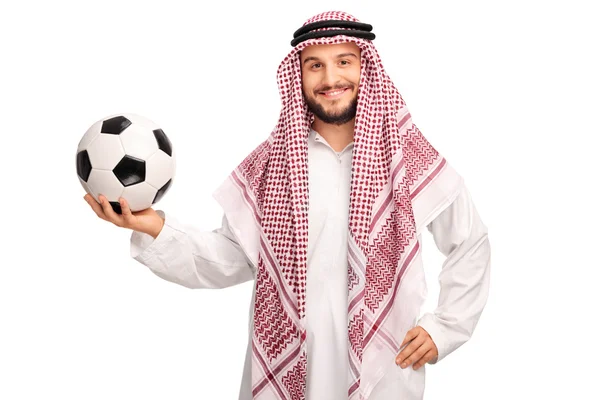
[{"xmin": 304, "ymin": 88, "xmax": 358, "ymax": 125}]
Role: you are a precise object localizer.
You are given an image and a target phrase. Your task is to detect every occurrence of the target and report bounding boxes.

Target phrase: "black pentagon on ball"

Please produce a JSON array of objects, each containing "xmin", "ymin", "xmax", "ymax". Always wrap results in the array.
[
  {"xmin": 153, "ymin": 128, "xmax": 172, "ymax": 156},
  {"xmin": 101, "ymin": 116, "xmax": 132, "ymax": 135},
  {"xmin": 113, "ymin": 155, "xmax": 145, "ymax": 187},
  {"xmin": 153, "ymin": 179, "xmax": 172, "ymax": 204},
  {"xmin": 76, "ymin": 150, "xmax": 92, "ymax": 182},
  {"xmin": 110, "ymin": 201, "xmax": 122, "ymax": 215}
]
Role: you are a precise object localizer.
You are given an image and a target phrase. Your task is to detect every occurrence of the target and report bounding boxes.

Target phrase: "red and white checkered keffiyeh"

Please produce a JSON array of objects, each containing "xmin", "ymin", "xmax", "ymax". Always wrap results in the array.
[{"xmin": 213, "ymin": 10, "xmax": 463, "ymax": 400}]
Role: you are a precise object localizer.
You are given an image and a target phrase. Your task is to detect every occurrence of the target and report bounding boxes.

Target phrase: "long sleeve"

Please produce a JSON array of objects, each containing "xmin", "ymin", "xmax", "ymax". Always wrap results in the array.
[
  {"xmin": 416, "ymin": 184, "xmax": 491, "ymax": 364},
  {"xmin": 130, "ymin": 211, "xmax": 256, "ymax": 289}
]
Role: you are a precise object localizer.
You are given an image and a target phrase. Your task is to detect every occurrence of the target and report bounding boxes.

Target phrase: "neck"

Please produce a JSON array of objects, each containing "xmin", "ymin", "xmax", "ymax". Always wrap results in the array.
[{"xmin": 311, "ymin": 117, "xmax": 355, "ymax": 152}]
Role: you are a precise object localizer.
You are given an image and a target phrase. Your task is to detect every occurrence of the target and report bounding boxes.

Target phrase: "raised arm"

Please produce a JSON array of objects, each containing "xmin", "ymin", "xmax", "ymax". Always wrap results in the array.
[
  {"xmin": 130, "ymin": 211, "xmax": 256, "ymax": 289},
  {"xmin": 84, "ymin": 192, "xmax": 255, "ymax": 290}
]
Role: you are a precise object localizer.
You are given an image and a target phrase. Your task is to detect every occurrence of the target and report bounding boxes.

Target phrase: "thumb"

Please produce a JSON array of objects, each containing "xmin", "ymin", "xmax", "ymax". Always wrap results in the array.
[{"xmin": 119, "ymin": 197, "xmax": 136, "ymax": 225}]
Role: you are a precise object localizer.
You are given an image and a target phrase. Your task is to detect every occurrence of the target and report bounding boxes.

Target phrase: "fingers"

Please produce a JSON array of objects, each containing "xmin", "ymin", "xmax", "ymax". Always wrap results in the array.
[
  {"xmin": 98, "ymin": 194, "xmax": 124, "ymax": 227},
  {"xmin": 412, "ymin": 349, "xmax": 437, "ymax": 370},
  {"xmin": 119, "ymin": 197, "xmax": 137, "ymax": 226},
  {"xmin": 84, "ymin": 193, "xmax": 108, "ymax": 221},
  {"xmin": 83, "ymin": 193, "xmax": 137, "ymax": 229},
  {"xmin": 395, "ymin": 326, "xmax": 440, "ymax": 370},
  {"xmin": 402, "ymin": 341, "xmax": 430, "ymax": 369},
  {"xmin": 399, "ymin": 327, "xmax": 419, "ymax": 349},
  {"xmin": 396, "ymin": 327, "xmax": 425, "ymax": 365},
  {"xmin": 396, "ymin": 334, "xmax": 426, "ymax": 368},
  {"xmin": 120, "ymin": 197, "xmax": 132, "ymax": 216}
]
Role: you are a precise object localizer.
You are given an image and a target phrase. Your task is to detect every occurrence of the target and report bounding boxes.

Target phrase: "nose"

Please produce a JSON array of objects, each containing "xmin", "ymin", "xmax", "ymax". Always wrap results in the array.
[{"xmin": 322, "ymin": 66, "xmax": 341, "ymax": 89}]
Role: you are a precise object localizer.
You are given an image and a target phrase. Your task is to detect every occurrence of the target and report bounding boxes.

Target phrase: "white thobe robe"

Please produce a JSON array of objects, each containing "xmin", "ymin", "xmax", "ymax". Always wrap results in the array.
[{"xmin": 130, "ymin": 129, "xmax": 491, "ymax": 399}]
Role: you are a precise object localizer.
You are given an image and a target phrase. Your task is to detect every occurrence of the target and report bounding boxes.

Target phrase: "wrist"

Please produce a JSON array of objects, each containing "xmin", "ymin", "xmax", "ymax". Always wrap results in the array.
[{"xmin": 149, "ymin": 216, "xmax": 165, "ymax": 239}]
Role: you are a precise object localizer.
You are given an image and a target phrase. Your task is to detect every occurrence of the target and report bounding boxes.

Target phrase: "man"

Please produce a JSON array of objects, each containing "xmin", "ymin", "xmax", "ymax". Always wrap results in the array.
[{"xmin": 84, "ymin": 11, "xmax": 491, "ymax": 400}]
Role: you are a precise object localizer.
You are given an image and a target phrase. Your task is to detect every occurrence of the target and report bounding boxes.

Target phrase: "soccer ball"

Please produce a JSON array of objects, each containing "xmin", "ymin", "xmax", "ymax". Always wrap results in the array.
[{"xmin": 76, "ymin": 113, "xmax": 176, "ymax": 214}]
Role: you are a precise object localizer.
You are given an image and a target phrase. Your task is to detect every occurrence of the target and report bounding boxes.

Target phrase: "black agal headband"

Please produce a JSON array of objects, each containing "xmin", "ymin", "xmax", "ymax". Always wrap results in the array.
[{"xmin": 291, "ymin": 19, "xmax": 376, "ymax": 47}]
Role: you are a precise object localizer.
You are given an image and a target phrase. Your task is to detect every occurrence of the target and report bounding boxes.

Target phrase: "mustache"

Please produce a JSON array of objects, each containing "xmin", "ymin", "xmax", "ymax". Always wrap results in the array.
[{"xmin": 314, "ymin": 84, "xmax": 354, "ymax": 94}]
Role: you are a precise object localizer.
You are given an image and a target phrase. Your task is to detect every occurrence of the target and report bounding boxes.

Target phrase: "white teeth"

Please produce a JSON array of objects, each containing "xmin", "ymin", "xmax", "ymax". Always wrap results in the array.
[{"xmin": 324, "ymin": 89, "xmax": 345, "ymax": 96}]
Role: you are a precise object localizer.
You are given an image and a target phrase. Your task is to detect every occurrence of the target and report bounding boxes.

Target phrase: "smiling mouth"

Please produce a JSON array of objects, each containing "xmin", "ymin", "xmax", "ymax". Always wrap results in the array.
[{"xmin": 319, "ymin": 87, "xmax": 350, "ymax": 99}]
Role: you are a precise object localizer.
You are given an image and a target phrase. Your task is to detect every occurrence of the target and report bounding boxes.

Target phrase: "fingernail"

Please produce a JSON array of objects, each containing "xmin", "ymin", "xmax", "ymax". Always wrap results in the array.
[{"xmin": 401, "ymin": 363, "xmax": 407, "ymax": 368}]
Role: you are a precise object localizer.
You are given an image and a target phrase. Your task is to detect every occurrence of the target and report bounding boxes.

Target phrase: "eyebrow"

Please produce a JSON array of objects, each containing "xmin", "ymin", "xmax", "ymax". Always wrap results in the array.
[{"xmin": 302, "ymin": 52, "xmax": 359, "ymax": 65}]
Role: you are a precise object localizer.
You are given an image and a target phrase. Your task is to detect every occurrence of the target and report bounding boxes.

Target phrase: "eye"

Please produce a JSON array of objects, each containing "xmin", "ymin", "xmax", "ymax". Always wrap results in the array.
[
  {"xmin": 311, "ymin": 63, "xmax": 322, "ymax": 69},
  {"xmin": 340, "ymin": 60, "xmax": 349, "ymax": 65}
]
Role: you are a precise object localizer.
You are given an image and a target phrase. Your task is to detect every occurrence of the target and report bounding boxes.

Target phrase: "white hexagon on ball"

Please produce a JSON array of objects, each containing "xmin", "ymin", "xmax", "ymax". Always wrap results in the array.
[
  {"xmin": 123, "ymin": 113, "xmax": 162, "ymax": 131},
  {"xmin": 87, "ymin": 134, "xmax": 125, "ymax": 170},
  {"xmin": 86, "ymin": 169, "xmax": 124, "ymax": 202},
  {"xmin": 146, "ymin": 149, "xmax": 175, "ymax": 190},
  {"xmin": 119, "ymin": 123, "xmax": 159, "ymax": 161},
  {"xmin": 77, "ymin": 119, "xmax": 102, "ymax": 153},
  {"xmin": 121, "ymin": 182, "xmax": 158, "ymax": 212}
]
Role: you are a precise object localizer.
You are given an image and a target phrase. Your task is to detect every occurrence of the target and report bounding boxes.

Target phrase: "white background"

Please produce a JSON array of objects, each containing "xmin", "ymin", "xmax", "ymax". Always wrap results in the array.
[{"xmin": 1, "ymin": 0, "xmax": 598, "ymax": 399}]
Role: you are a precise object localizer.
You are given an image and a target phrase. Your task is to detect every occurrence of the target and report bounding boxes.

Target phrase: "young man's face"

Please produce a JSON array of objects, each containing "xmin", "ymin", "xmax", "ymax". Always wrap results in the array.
[{"xmin": 300, "ymin": 42, "xmax": 361, "ymax": 125}]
